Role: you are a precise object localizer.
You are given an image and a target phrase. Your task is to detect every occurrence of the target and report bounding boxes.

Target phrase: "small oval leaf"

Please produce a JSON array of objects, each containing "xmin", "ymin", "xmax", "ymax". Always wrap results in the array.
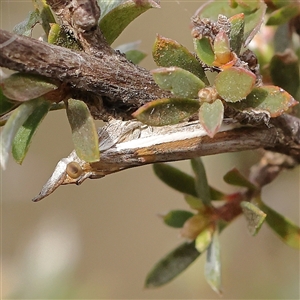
[
  {"xmin": 66, "ymin": 99, "xmax": 100, "ymax": 163},
  {"xmin": 12, "ymin": 100, "xmax": 51, "ymax": 164},
  {"xmin": 132, "ymin": 98, "xmax": 200, "ymax": 126},
  {"xmin": 152, "ymin": 35, "xmax": 208, "ymax": 84},
  {"xmin": 231, "ymin": 86, "xmax": 298, "ymax": 117},
  {"xmin": 241, "ymin": 201, "xmax": 266, "ymax": 236},
  {"xmin": 99, "ymin": 0, "xmax": 160, "ymax": 45},
  {"xmin": 193, "ymin": 37, "xmax": 215, "ymax": 66},
  {"xmin": 151, "ymin": 67, "xmax": 206, "ymax": 98},
  {"xmin": 215, "ymin": 67, "xmax": 256, "ymax": 103},
  {"xmin": 2, "ymin": 73, "xmax": 58, "ymax": 102},
  {"xmin": 257, "ymin": 198, "xmax": 300, "ymax": 249},
  {"xmin": 162, "ymin": 210, "xmax": 194, "ymax": 228},
  {"xmin": 145, "ymin": 241, "xmax": 200, "ymax": 288},
  {"xmin": 199, "ymin": 99, "xmax": 224, "ymax": 138}
]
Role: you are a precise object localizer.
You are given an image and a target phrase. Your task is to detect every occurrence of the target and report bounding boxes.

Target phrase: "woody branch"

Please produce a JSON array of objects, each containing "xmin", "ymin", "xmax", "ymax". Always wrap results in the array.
[{"xmin": 0, "ymin": 0, "xmax": 300, "ymax": 163}]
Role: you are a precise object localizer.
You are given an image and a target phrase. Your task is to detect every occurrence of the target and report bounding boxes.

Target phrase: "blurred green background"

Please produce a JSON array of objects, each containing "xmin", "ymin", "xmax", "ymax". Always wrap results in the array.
[{"xmin": 1, "ymin": 0, "xmax": 299, "ymax": 298}]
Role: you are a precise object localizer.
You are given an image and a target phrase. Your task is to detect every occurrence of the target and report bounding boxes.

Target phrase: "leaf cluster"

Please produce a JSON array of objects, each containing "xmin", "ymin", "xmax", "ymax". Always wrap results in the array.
[
  {"xmin": 133, "ymin": 0, "xmax": 299, "ymax": 138},
  {"xmin": 146, "ymin": 159, "xmax": 300, "ymax": 292}
]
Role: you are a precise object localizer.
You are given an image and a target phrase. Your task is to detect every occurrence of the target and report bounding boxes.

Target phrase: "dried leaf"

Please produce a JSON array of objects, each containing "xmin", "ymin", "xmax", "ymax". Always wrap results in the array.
[
  {"xmin": 99, "ymin": 0, "xmax": 160, "ymax": 45},
  {"xmin": 2, "ymin": 73, "xmax": 57, "ymax": 102},
  {"xmin": 145, "ymin": 241, "xmax": 200, "ymax": 288},
  {"xmin": 0, "ymin": 99, "xmax": 44, "ymax": 169},
  {"xmin": 223, "ymin": 168, "xmax": 257, "ymax": 190},
  {"xmin": 12, "ymin": 100, "xmax": 51, "ymax": 164},
  {"xmin": 66, "ymin": 99, "xmax": 100, "ymax": 163},
  {"xmin": 151, "ymin": 67, "xmax": 206, "ymax": 98},
  {"xmin": 152, "ymin": 35, "xmax": 208, "ymax": 84},
  {"xmin": 241, "ymin": 201, "xmax": 266, "ymax": 236},
  {"xmin": 162, "ymin": 210, "xmax": 194, "ymax": 228},
  {"xmin": 215, "ymin": 67, "xmax": 256, "ymax": 103},
  {"xmin": 132, "ymin": 98, "xmax": 200, "ymax": 126},
  {"xmin": 199, "ymin": 99, "xmax": 224, "ymax": 138},
  {"xmin": 191, "ymin": 157, "xmax": 211, "ymax": 205}
]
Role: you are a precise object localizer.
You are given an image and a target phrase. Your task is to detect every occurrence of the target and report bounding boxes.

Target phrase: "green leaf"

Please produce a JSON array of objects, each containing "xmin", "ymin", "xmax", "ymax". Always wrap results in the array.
[
  {"xmin": 229, "ymin": 13, "xmax": 245, "ymax": 55},
  {"xmin": 199, "ymin": 99, "xmax": 224, "ymax": 138},
  {"xmin": 241, "ymin": 201, "xmax": 266, "ymax": 236},
  {"xmin": 269, "ymin": 50, "xmax": 300, "ymax": 98},
  {"xmin": 13, "ymin": 10, "xmax": 40, "ymax": 36},
  {"xmin": 184, "ymin": 194, "xmax": 205, "ymax": 210},
  {"xmin": 99, "ymin": 0, "xmax": 160, "ymax": 45},
  {"xmin": 2, "ymin": 73, "xmax": 57, "ymax": 102},
  {"xmin": 145, "ymin": 241, "xmax": 200, "ymax": 288},
  {"xmin": 152, "ymin": 35, "xmax": 208, "ymax": 84},
  {"xmin": 223, "ymin": 168, "xmax": 257, "ymax": 190},
  {"xmin": 266, "ymin": 4, "xmax": 300, "ymax": 26},
  {"xmin": 12, "ymin": 100, "xmax": 51, "ymax": 164},
  {"xmin": 132, "ymin": 98, "xmax": 200, "ymax": 126},
  {"xmin": 231, "ymin": 86, "xmax": 298, "ymax": 117},
  {"xmin": 152, "ymin": 67, "xmax": 206, "ymax": 98},
  {"xmin": 48, "ymin": 23, "xmax": 82, "ymax": 51},
  {"xmin": 215, "ymin": 67, "xmax": 256, "ymax": 103},
  {"xmin": 153, "ymin": 163, "xmax": 198, "ymax": 197},
  {"xmin": 66, "ymin": 99, "xmax": 100, "ymax": 163},
  {"xmin": 194, "ymin": 0, "xmax": 266, "ymax": 46},
  {"xmin": 205, "ymin": 229, "xmax": 222, "ymax": 295},
  {"xmin": 0, "ymin": 98, "xmax": 44, "ymax": 169},
  {"xmin": 191, "ymin": 157, "xmax": 211, "ymax": 205},
  {"xmin": 162, "ymin": 210, "xmax": 194, "ymax": 228},
  {"xmin": 257, "ymin": 198, "xmax": 300, "ymax": 249},
  {"xmin": 125, "ymin": 50, "xmax": 147, "ymax": 64},
  {"xmin": 193, "ymin": 37, "xmax": 215, "ymax": 66},
  {"xmin": 0, "ymin": 88, "xmax": 17, "ymax": 116},
  {"xmin": 195, "ymin": 225, "xmax": 214, "ymax": 252}
]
